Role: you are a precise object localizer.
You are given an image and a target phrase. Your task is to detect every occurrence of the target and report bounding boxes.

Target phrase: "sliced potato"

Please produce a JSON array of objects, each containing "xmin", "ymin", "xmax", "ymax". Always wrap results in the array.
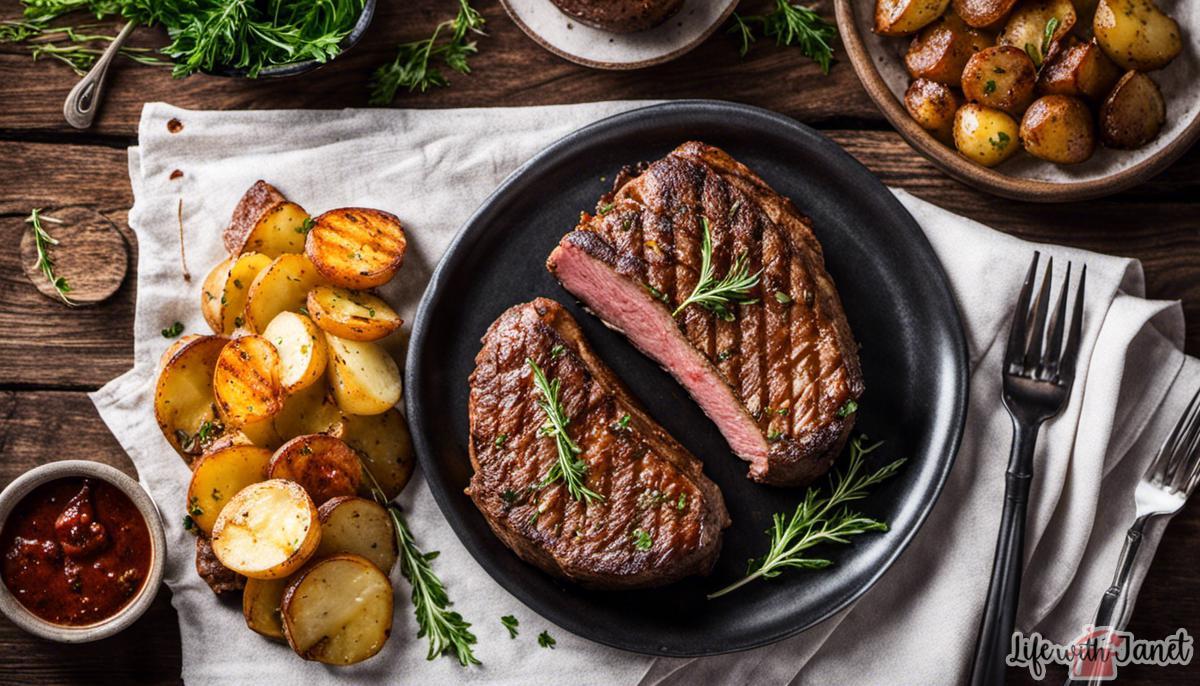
[
  {"xmin": 904, "ymin": 13, "xmax": 992, "ymax": 86},
  {"xmin": 1038, "ymin": 39, "xmax": 1122, "ymax": 101},
  {"xmin": 213, "ymin": 335, "xmax": 285, "ymax": 428},
  {"xmin": 155, "ymin": 335, "xmax": 230, "ymax": 464},
  {"xmin": 997, "ymin": 0, "xmax": 1076, "ymax": 65},
  {"xmin": 1099, "ymin": 70, "xmax": 1166, "ymax": 149},
  {"xmin": 262, "ymin": 311, "xmax": 327, "ymax": 393},
  {"xmin": 243, "ymin": 253, "xmax": 328, "ymax": 333},
  {"xmin": 281, "ymin": 554, "xmax": 393, "ymax": 665},
  {"xmin": 333, "ymin": 409, "xmax": 416, "ymax": 500},
  {"xmin": 211, "ymin": 479, "xmax": 320, "ymax": 580},
  {"xmin": 875, "ymin": 0, "xmax": 952, "ymax": 36},
  {"xmin": 268, "ymin": 434, "xmax": 363, "ymax": 505},
  {"xmin": 243, "ymin": 576, "xmax": 290, "ymax": 640},
  {"xmin": 316, "ymin": 497, "xmax": 399, "ymax": 573},
  {"xmin": 954, "ymin": 103, "xmax": 1021, "ymax": 166},
  {"xmin": 962, "ymin": 45, "xmax": 1038, "ymax": 115},
  {"xmin": 1020, "ymin": 95, "xmax": 1096, "ymax": 164},
  {"xmin": 1094, "ymin": 0, "xmax": 1182, "ymax": 71},
  {"xmin": 952, "ymin": 0, "xmax": 1019, "ymax": 28},
  {"xmin": 305, "ymin": 208, "xmax": 407, "ymax": 289},
  {"xmin": 325, "ymin": 334, "xmax": 402, "ymax": 415},
  {"xmin": 274, "ymin": 379, "xmax": 346, "ymax": 441},
  {"xmin": 223, "ymin": 181, "xmax": 311, "ymax": 258},
  {"xmin": 186, "ymin": 444, "xmax": 273, "ymax": 534},
  {"xmin": 306, "ymin": 286, "xmax": 403, "ymax": 342},
  {"xmin": 905, "ymin": 78, "xmax": 963, "ymax": 143},
  {"xmin": 200, "ymin": 252, "xmax": 273, "ymax": 335}
]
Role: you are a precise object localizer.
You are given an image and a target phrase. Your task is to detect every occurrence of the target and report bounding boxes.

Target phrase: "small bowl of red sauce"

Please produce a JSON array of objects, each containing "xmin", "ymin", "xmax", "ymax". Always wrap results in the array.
[{"xmin": 0, "ymin": 461, "xmax": 165, "ymax": 642}]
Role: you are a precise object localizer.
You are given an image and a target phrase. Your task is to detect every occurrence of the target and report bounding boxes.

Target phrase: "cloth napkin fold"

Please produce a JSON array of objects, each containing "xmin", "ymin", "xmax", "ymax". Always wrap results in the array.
[{"xmin": 92, "ymin": 101, "xmax": 1199, "ymax": 685}]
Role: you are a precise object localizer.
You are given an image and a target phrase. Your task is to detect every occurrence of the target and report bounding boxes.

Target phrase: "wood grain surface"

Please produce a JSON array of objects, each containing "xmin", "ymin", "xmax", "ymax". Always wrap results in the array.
[{"xmin": 0, "ymin": 1, "xmax": 1196, "ymax": 684}]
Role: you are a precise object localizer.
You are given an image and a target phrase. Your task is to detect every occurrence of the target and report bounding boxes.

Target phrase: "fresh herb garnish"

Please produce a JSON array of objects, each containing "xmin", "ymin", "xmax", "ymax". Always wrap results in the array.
[
  {"xmin": 836, "ymin": 399, "xmax": 858, "ymax": 418},
  {"xmin": 550, "ymin": 344, "xmax": 565, "ymax": 359},
  {"xmin": 182, "ymin": 514, "xmax": 196, "ymax": 532},
  {"xmin": 527, "ymin": 358, "xmax": 603, "ymax": 503},
  {"xmin": 677, "ymin": 493, "xmax": 688, "ymax": 511},
  {"xmin": 983, "ymin": 79, "xmax": 996, "ymax": 95},
  {"xmin": 727, "ymin": 1, "xmax": 837, "ymax": 74},
  {"xmin": 369, "ymin": 0, "xmax": 485, "ymax": 104},
  {"xmin": 674, "ymin": 217, "xmax": 761, "ymax": 321},
  {"xmin": 297, "ymin": 217, "xmax": 315, "ymax": 234},
  {"xmin": 774, "ymin": 291, "xmax": 792, "ymax": 304},
  {"xmin": 598, "ymin": 202, "xmax": 615, "ymax": 215},
  {"xmin": 1040, "ymin": 17, "xmax": 1060, "ymax": 62},
  {"xmin": 500, "ymin": 614, "xmax": 519, "ymax": 639},
  {"xmin": 989, "ymin": 131, "xmax": 1011, "ymax": 150},
  {"xmin": 494, "ymin": 433, "xmax": 508, "ymax": 449},
  {"xmin": 538, "ymin": 630, "xmax": 556, "ymax": 649},
  {"xmin": 632, "ymin": 528, "xmax": 653, "ymax": 551},
  {"xmin": 707, "ymin": 436, "xmax": 905, "ymax": 599},
  {"xmin": 178, "ymin": 418, "xmax": 224, "ymax": 455},
  {"xmin": 161, "ymin": 321, "xmax": 184, "ymax": 338},
  {"xmin": 26, "ymin": 208, "xmax": 74, "ymax": 305},
  {"xmin": 612, "ymin": 413, "xmax": 631, "ymax": 432}
]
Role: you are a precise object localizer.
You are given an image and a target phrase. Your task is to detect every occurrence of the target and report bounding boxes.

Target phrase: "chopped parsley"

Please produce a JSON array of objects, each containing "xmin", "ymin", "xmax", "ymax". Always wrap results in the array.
[
  {"xmin": 161, "ymin": 321, "xmax": 184, "ymax": 338},
  {"xmin": 983, "ymin": 80, "xmax": 996, "ymax": 95},
  {"xmin": 774, "ymin": 291, "xmax": 792, "ymax": 304},
  {"xmin": 836, "ymin": 399, "xmax": 859, "ymax": 418},
  {"xmin": 676, "ymin": 493, "xmax": 688, "ymax": 511},
  {"xmin": 632, "ymin": 528, "xmax": 653, "ymax": 550},
  {"xmin": 989, "ymin": 131, "xmax": 1012, "ymax": 150},
  {"xmin": 538, "ymin": 630, "xmax": 556, "ymax": 649},
  {"xmin": 494, "ymin": 434, "xmax": 508, "ymax": 449},
  {"xmin": 501, "ymin": 614, "xmax": 519, "ymax": 639}
]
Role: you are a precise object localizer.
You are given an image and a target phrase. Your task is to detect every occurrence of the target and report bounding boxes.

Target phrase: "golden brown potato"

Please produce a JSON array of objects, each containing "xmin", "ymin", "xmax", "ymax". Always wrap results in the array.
[
  {"xmin": 305, "ymin": 208, "xmax": 407, "ymax": 290},
  {"xmin": 875, "ymin": 0, "xmax": 952, "ymax": 36},
  {"xmin": 316, "ymin": 496, "xmax": 399, "ymax": 573},
  {"xmin": 305, "ymin": 286, "xmax": 403, "ymax": 342},
  {"xmin": 213, "ymin": 335, "xmax": 285, "ymax": 428},
  {"xmin": 954, "ymin": 103, "xmax": 1022, "ymax": 166},
  {"xmin": 1094, "ymin": 0, "xmax": 1183, "ymax": 71},
  {"xmin": 962, "ymin": 46, "xmax": 1038, "ymax": 115},
  {"xmin": 905, "ymin": 79, "xmax": 963, "ymax": 143},
  {"xmin": 905, "ymin": 13, "xmax": 993, "ymax": 86},
  {"xmin": 155, "ymin": 335, "xmax": 230, "ymax": 464},
  {"xmin": 186, "ymin": 444, "xmax": 273, "ymax": 534},
  {"xmin": 333, "ymin": 409, "xmax": 416, "ymax": 501},
  {"xmin": 1037, "ymin": 39, "xmax": 1122, "ymax": 101},
  {"xmin": 243, "ymin": 253, "xmax": 328, "ymax": 334},
  {"xmin": 997, "ymin": 0, "xmax": 1076, "ymax": 65},
  {"xmin": 243, "ymin": 576, "xmax": 289, "ymax": 640},
  {"xmin": 952, "ymin": 0, "xmax": 1019, "ymax": 28},
  {"xmin": 268, "ymin": 434, "xmax": 363, "ymax": 506},
  {"xmin": 262, "ymin": 311, "xmax": 327, "ymax": 393},
  {"xmin": 274, "ymin": 379, "xmax": 346, "ymax": 441},
  {"xmin": 201, "ymin": 252, "xmax": 273, "ymax": 335},
  {"xmin": 1099, "ymin": 70, "xmax": 1166, "ymax": 149},
  {"xmin": 223, "ymin": 181, "xmax": 311, "ymax": 258},
  {"xmin": 1020, "ymin": 95, "xmax": 1097, "ymax": 163},
  {"xmin": 280, "ymin": 554, "xmax": 393, "ymax": 665},
  {"xmin": 325, "ymin": 334, "xmax": 402, "ymax": 416},
  {"xmin": 211, "ymin": 479, "xmax": 321, "ymax": 580}
]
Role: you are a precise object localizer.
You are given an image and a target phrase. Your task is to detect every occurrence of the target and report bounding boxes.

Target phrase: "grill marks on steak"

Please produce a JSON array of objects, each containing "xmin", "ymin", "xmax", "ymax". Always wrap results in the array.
[
  {"xmin": 547, "ymin": 142, "xmax": 864, "ymax": 487},
  {"xmin": 466, "ymin": 298, "xmax": 729, "ymax": 588}
]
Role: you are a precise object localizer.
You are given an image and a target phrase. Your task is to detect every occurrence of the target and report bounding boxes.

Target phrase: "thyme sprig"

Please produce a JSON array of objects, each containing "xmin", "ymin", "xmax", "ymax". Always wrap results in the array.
[
  {"xmin": 707, "ymin": 436, "xmax": 905, "ymax": 599},
  {"xmin": 527, "ymin": 357, "xmax": 603, "ymax": 503},
  {"xmin": 728, "ymin": 1, "xmax": 837, "ymax": 73},
  {"xmin": 26, "ymin": 209, "xmax": 74, "ymax": 305},
  {"xmin": 369, "ymin": 0, "xmax": 485, "ymax": 104},
  {"xmin": 673, "ymin": 217, "xmax": 761, "ymax": 321}
]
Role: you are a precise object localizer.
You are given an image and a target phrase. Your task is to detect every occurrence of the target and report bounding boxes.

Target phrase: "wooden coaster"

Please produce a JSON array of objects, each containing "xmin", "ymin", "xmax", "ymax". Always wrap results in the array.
[{"xmin": 19, "ymin": 207, "xmax": 129, "ymax": 306}]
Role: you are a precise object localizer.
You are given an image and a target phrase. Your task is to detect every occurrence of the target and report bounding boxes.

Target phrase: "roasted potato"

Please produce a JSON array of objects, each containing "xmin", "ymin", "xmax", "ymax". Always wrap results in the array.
[
  {"xmin": 1094, "ymin": 0, "xmax": 1182, "ymax": 71},
  {"xmin": 274, "ymin": 379, "xmax": 345, "ymax": 440},
  {"xmin": 262, "ymin": 311, "xmax": 327, "ymax": 393},
  {"xmin": 305, "ymin": 286, "xmax": 403, "ymax": 342},
  {"xmin": 1037, "ymin": 39, "xmax": 1122, "ymax": 101},
  {"xmin": 201, "ymin": 252, "xmax": 273, "ymax": 335},
  {"xmin": 875, "ymin": 0, "xmax": 952, "ymax": 36},
  {"xmin": 213, "ymin": 335, "xmax": 285, "ymax": 428},
  {"xmin": 316, "ymin": 497, "xmax": 399, "ymax": 573},
  {"xmin": 1100, "ymin": 70, "xmax": 1166, "ymax": 149},
  {"xmin": 997, "ymin": 0, "xmax": 1076, "ymax": 64},
  {"xmin": 325, "ymin": 334, "xmax": 402, "ymax": 415},
  {"xmin": 905, "ymin": 13, "xmax": 992, "ymax": 86},
  {"xmin": 904, "ymin": 79, "xmax": 963, "ymax": 143},
  {"xmin": 334, "ymin": 409, "xmax": 416, "ymax": 500},
  {"xmin": 280, "ymin": 554, "xmax": 393, "ymax": 665},
  {"xmin": 268, "ymin": 434, "xmax": 363, "ymax": 505},
  {"xmin": 1019, "ymin": 95, "xmax": 1097, "ymax": 163},
  {"xmin": 223, "ymin": 181, "xmax": 311, "ymax": 258},
  {"xmin": 962, "ymin": 46, "xmax": 1038, "ymax": 115},
  {"xmin": 952, "ymin": 0, "xmax": 1019, "ymax": 28},
  {"xmin": 155, "ymin": 335, "xmax": 230, "ymax": 463},
  {"xmin": 242, "ymin": 253, "xmax": 327, "ymax": 334},
  {"xmin": 186, "ymin": 444, "xmax": 273, "ymax": 534},
  {"xmin": 243, "ymin": 576, "xmax": 290, "ymax": 640},
  {"xmin": 954, "ymin": 103, "xmax": 1021, "ymax": 166},
  {"xmin": 305, "ymin": 208, "xmax": 407, "ymax": 290},
  {"xmin": 211, "ymin": 479, "xmax": 321, "ymax": 580}
]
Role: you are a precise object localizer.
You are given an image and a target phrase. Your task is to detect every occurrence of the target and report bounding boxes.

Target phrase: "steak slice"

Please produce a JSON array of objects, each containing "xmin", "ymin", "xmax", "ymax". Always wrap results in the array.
[
  {"xmin": 466, "ymin": 298, "xmax": 729, "ymax": 589},
  {"xmin": 547, "ymin": 142, "xmax": 864, "ymax": 487}
]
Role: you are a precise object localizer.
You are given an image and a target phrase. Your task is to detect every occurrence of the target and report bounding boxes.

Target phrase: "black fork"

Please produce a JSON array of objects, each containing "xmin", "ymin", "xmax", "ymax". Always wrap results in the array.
[{"xmin": 969, "ymin": 252, "xmax": 1087, "ymax": 686}]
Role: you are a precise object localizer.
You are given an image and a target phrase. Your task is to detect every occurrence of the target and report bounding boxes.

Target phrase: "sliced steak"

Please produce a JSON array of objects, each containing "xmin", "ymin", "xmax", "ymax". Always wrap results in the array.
[
  {"xmin": 547, "ymin": 142, "xmax": 864, "ymax": 487},
  {"xmin": 466, "ymin": 298, "xmax": 729, "ymax": 589}
]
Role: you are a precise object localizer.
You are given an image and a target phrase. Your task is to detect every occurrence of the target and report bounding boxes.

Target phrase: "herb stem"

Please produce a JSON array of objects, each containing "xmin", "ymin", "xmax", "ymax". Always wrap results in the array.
[
  {"xmin": 528, "ymin": 357, "xmax": 604, "ymax": 503},
  {"xmin": 26, "ymin": 208, "xmax": 74, "ymax": 305},
  {"xmin": 673, "ymin": 217, "xmax": 761, "ymax": 321}
]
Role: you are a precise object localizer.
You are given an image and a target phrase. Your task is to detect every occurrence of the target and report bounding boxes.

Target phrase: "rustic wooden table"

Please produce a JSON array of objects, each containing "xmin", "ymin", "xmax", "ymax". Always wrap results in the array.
[{"xmin": 0, "ymin": 1, "xmax": 1196, "ymax": 684}]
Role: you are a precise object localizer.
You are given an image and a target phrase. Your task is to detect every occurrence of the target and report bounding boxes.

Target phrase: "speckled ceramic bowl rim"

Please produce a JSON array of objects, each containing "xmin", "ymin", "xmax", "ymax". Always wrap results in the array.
[{"xmin": 0, "ymin": 461, "xmax": 166, "ymax": 643}]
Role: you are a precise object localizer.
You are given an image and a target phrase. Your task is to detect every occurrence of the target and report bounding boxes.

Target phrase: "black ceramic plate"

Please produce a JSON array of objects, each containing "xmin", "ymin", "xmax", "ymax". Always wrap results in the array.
[{"xmin": 406, "ymin": 101, "xmax": 968, "ymax": 657}]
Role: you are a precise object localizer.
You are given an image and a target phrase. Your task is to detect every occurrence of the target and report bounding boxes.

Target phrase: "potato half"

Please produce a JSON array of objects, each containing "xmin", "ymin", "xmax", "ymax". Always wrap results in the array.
[
  {"xmin": 1020, "ymin": 95, "xmax": 1096, "ymax": 164},
  {"xmin": 325, "ymin": 334, "xmax": 402, "ymax": 415},
  {"xmin": 243, "ymin": 576, "xmax": 290, "ymax": 640},
  {"xmin": 213, "ymin": 335, "xmax": 285, "ymax": 428},
  {"xmin": 905, "ymin": 13, "xmax": 992, "ymax": 86},
  {"xmin": 954, "ymin": 103, "xmax": 1021, "ymax": 166},
  {"xmin": 905, "ymin": 78, "xmax": 963, "ymax": 143},
  {"xmin": 1100, "ymin": 70, "xmax": 1166, "ymax": 149},
  {"xmin": 962, "ymin": 45, "xmax": 1038, "ymax": 115},
  {"xmin": 268, "ymin": 434, "xmax": 363, "ymax": 506},
  {"xmin": 201, "ymin": 252, "xmax": 273, "ymax": 335},
  {"xmin": 1094, "ymin": 0, "xmax": 1182, "ymax": 71},
  {"xmin": 186, "ymin": 444, "xmax": 273, "ymax": 534},
  {"xmin": 1038, "ymin": 39, "xmax": 1122, "ymax": 101},
  {"xmin": 305, "ymin": 208, "xmax": 407, "ymax": 290},
  {"xmin": 875, "ymin": 0, "xmax": 952, "ymax": 36},
  {"xmin": 223, "ymin": 181, "xmax": 311, "ymax": 258},
  {"xmin": 243, "ymin": 253, "xmax": 328, "ymax": 334},
  {"xmin": 155, "ymin": 335, "xmax": 230, "ymax": 464},
  {"xmin": 952, "ymin": 0, "xmax": 1019, "ymax": 28},
  {"xmin": 211, "ymin": 479, "xmax": 320, "ymax": 580},
  {"xmin": 281, "ymin": 554, "xmax": 394, "ymax": 665},
  {"xmin": 316, "ymin": 496, "xmax": 399, "ymax": 574},
  {"xmin": 274, "ymin": 379, "xmax": 346, "ymax": 441},
  {"xmin": 334, "ymin": 409, "xmax": 416, "ymax": 500},
  {"xmin": 262, "ymin": 311, "xmax": 327, "ymax": 393},
  {"xmin": 306, "ymin": 286, "xmax": 403, "ymax": 342}
]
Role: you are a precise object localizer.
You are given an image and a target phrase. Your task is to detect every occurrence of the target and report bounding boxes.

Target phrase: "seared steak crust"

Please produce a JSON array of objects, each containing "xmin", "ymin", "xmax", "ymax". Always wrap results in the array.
[
  {"xmin": 547, "ymin": 142, "xmax": 864, "ymax": 486},
  {"xmin": 467, "ymin": 298, "xmax": 729, "ymax": 589}
]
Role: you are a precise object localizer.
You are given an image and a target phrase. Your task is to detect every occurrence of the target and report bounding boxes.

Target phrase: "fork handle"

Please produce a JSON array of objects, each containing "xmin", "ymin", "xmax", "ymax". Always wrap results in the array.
[{"xmin": 969, "ymin": 421, "xmax": 1040, "ymax": 686}]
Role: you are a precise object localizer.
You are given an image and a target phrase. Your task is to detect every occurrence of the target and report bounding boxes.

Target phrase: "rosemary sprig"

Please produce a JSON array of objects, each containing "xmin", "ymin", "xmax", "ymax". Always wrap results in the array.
[
  {"xmin": 26, "ymin": 208, "xmax": 74, "ymax": 305},
  {"xmin": 527, "ymin": 357, "xmax": 603, "ymax": 503},
  {"xmin": 728, "ymin": 1, "xmax": 837, "ymax": 73},
  {"xmin": 673, "ymin": 217, "xmax": 761, "ymax": 321},
  {"xmin": 369, "ymin": 0, "xmax": 485, "ymax": 104},
  {"xmin": 707, "ymin": 436, "xmax": 905, "ymax": 599},
  {"xmin": 1024, "ymin": 16, "xmax": 1060, "ymax": 67}
]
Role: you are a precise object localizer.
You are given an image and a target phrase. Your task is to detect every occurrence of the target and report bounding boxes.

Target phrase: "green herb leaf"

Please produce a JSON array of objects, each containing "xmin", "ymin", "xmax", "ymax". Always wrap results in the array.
[
  {"xmin": 836, "ymin": 399, "xmax": 858, "ymax": 418},
  {"xmin": 632, "ymin": 528, "xmax": 653, "ymax": 551},
  {"xmin": 494, "ymin": 433, "xmax": 508, "ymax": 449},
  {"xmin": 677, "ymin": 493, "xmax": 688, "ymax": 511},
  {"xmin": 989, "ymin": 131, "xmax": 1011, "ymax": 150},
  {"xmin": 500, "ymin": 614, "xmax": 519, "ymax": 639},
  {"xmin": 728, "ymin": 1, "xmax": 837, "ymax": 73},
  {"xmin": 674, "ymin": 217, "xmax": 761, "ymax": 321},
  {"xmin": 369, "ymin": 0, "xmax": 485, "ymax": 104},
  {"xmin": 774, "ymin": 291, "xmax": 792, "ymax": 304},
  {"xmin": 161, "ymin": 321, "xmax": 184, "ymax": 338},
  {"xmin": 538, "ymin": 630, "xmax": 556, "ymax": 649},
  {"xmin": 25, "ymin": 208, "xmax": 74, "ymax": 305},
  {"xmin": 983, "ymin": 79, "xmax": 996, "ymax": 95},
  {"xmin": 528, "ymin": 358, "xmax": 604, "ymax": 503},
  {"xmin": 1040, "ymin": 16, "xmax": 1060, "ymax": 62}
]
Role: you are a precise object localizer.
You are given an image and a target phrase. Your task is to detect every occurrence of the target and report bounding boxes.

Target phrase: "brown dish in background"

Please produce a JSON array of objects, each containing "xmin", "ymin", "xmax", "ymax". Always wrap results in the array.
[{"xmin": 549, "ymin": 0, "xmax": 683, "ymax": 33}]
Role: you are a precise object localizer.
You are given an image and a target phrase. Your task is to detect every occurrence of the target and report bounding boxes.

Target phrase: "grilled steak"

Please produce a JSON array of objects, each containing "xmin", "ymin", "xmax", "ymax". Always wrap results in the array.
[
  {"xmin": 547, "ymin": 142, "xmax": 864, "ymax": 487},
  {"xmin": 467, "ymin": 298, "xmax": 729, "ymax": 589}
]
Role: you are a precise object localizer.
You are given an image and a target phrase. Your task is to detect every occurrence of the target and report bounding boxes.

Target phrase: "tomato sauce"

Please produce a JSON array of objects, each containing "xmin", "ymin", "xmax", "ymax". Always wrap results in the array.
[{"xmin": 1, "ymin": 477, "xmax": 151, "ymax": 626}]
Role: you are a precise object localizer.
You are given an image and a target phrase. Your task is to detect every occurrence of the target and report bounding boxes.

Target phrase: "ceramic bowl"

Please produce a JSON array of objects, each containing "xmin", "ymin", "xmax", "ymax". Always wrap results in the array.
[{"xmin": 214, "ymin": 0, "xmax": 377, "ymax": 78}]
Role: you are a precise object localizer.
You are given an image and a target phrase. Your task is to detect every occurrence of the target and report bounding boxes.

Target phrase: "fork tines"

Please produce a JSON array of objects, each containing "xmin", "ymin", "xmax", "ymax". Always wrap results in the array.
[
  {"xmin": 1004, "ymin": 251, "xmax": 1087, "ymax": 384},
  {"xmin": 1150, "ymin": 386, "xmax": 1200, "ymax": 494}
]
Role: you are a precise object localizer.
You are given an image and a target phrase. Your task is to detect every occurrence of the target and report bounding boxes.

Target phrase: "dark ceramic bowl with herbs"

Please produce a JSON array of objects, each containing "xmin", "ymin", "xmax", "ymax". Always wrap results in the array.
[{"xmin": 211, "ymin": 0, "xmax": 376, "ymax": 78}]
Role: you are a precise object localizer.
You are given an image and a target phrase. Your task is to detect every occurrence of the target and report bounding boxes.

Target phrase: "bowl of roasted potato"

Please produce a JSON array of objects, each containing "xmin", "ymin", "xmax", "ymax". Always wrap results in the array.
[{"xmin": 835, "ymin": 0, "xmax": 1200, "ymax": 200}]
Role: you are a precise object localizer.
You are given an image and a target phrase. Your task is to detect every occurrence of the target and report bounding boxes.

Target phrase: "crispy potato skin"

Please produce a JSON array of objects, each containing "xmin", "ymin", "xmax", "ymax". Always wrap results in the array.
[
  {"xmin": 1037, "ymin": 39, "xmax": 1122, "ymax": 101},
  {"xmin": 905, "ymin": 78, "xmax": 963, "ymax": 143},
  {"xmin": 155, "ymin": 335, "xmax": 230, "ymax": 464},
  {"xmin": 305, "ymin": 208, "xmax": 407, "ymax": 290},
  {"xmin": 223, "ymin": 180, "xmax": 310, "ymax": 257},
  {"xmin": 1094, "ymin": 0, "xmax": 1183, "ymax": 71},
  {"xmin": 306, "ymin": 287, "xmax": 403, "ymax": 342},
  {"xmin": 1100, "ymin": 70, "xmax": 1166, "ymax": 149},
  {"xmin": 333, "ymin": 409, "xmax": 416, "ymax": 500},
  {"xmin": 269, "ymin": 434, "xmax": 363, "ymax": 506},
  {"xmin": 952, "ymin": 0, "xmax": 1018, "ymax": 28},
  {"xmin": 962, "ymin": 45, "xmax": 1038, "ymax": 115},
  {"xmin": 905, "ymin": 13, "xmax": 992, "ymax": 85},
  {"xmin": 875, "ymin": 0, "xmax": 953, "ymax": 36},
  {"xmin": 211, "ymin": 479, "xmax": 321, "ymax": 580},
  {"xmin": 954, "ymin": 103, "xmax": 1021, "ymax": 166},
  {"xmin": 997, "ymin": 0, "xmax": 1075, "ymax": 60},
  {"xmin": 280, "ymin": 554, "xmax": 393, "ymax": 665},
  {"xmin": 316, "ymin": 496, "xmax": 399, "ymax": 573},
  {"xmin": 1020, "ymin": 95, "xmax": 1096, "ymax": 164},
  {"xmin": 213, "ymin": 335, "xmax": 285, "ymax": 427}
]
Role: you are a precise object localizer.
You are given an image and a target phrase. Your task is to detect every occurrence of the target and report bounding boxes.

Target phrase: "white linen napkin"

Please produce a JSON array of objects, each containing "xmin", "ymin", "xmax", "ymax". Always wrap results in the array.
[{"xmin": 92, "ymin": 101, "xmax": 1200, "ymax": 685}]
